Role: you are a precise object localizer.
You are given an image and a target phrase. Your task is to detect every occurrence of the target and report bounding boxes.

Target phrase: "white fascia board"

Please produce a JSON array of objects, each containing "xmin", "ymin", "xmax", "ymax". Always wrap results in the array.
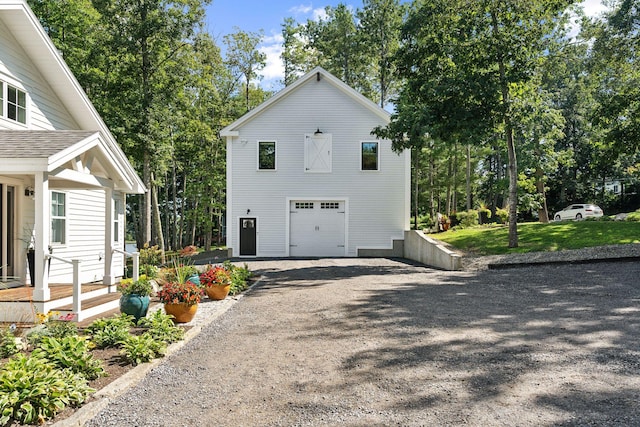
[{"xmin": 0, "ymin": 158, "xmax": 48, "ymax": 172}]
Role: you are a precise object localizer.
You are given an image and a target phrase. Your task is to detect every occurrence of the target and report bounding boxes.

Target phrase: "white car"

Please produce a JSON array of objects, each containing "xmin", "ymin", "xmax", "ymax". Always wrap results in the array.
[{"xmin": 554, "ymin": 204, "xmax": 603, "ymax": 221}]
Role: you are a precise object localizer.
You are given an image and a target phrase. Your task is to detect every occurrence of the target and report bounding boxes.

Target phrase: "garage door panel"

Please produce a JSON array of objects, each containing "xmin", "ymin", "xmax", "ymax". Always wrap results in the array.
[{"xmin": 290, "ymin": 201, "xmax": 345, "ymax": 257}]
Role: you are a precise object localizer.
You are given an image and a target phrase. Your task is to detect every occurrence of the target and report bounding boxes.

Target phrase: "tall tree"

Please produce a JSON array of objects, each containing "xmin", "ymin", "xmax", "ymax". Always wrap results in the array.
[
  {"xmin": 223, "ymin": 28, "xmax": 266, "ymax": 112},
  {"xmin": 281, "ymin": 17, "xmax": 314, "ymax": 86},
  {"xmin": 357, "ymin": 0, "xmax": 405, "ymax": 108},
  {"xmin": 380, "ymin": 0, "xmax": 572, "ymax": 248},
  {"xmin": 88, "ymin": 0, "xmax": 207, "ymax": 247}
]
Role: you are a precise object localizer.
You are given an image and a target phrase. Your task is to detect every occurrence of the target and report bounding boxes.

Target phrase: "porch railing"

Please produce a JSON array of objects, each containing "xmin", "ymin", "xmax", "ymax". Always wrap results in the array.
[
  {"xmin": 113, "ymin": 248, "xmax": 139, "ymax": 282},
  {"xmin": 45, "ymin": 254, "xmax": 82, "ymax": 313}
]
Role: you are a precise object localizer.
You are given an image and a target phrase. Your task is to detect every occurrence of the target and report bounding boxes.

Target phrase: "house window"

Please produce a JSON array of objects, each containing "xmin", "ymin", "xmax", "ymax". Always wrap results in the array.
[
  {"xmin": 51, "ymin": 191, "xmax": 66, "ymax": 244},
  {"xmin": 295, "ymin": 202, "xmax": 314, "ymax": 209},
  {"xmin": 7, "ymin": 85, "xmax": 26, "ymax": 124},
  {"xmin": 361, "ymin": 142, "xmax": 379, "ymax": 171},
  {"xmin": 321, "ymin": 202, "xmax": 339, "ymax": 209},
  {"xmin": 258, "ymin": 141, "xmax": 276, "ymax": 170},
  {"xmin": 113, "ymin": 199, "xmax": 121, "ymax": 242}
]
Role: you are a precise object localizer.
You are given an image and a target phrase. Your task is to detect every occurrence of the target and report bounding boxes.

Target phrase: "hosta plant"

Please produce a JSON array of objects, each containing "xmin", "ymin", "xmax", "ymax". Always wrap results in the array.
[
  {"xmin": 0, "ymin": 353, "xmax": 94, "ymax": 426},
  {"xmin": 119, "ymin": 333, "xmax": 166, "ymax": 366},
  {"xmin": 138, "ymin": 310, "xmax": 185, "ymax": 343},
  {"xmin": 32, "ymin": 335, "xmax": 106, "ymax": 381},
  {"xmin": 86, "ymin": 314, "xmax": 134, "ymax": 348}
]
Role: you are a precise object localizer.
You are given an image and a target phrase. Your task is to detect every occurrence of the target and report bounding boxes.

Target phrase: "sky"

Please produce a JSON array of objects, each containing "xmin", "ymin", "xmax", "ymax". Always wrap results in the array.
[{"xmin": 204, "ymin": 0, "xmax": 611, "ymax": 90}]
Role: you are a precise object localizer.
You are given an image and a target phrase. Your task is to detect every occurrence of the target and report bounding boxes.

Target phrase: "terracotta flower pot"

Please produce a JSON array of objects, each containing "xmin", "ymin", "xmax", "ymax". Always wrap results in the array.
[
  {"xmin": 205, "ymin": 284, "xmax": 231, "ymax": 300},
  {"xmin": 163, "ymin": 303, "xmax": 198, "ymax": 323}
]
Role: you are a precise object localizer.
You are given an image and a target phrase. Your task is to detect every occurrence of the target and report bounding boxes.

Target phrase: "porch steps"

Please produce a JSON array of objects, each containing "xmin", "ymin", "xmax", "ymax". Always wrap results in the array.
[{"xmin": 56, "ymin": 292, "xmax": 121, "ymax": 322}]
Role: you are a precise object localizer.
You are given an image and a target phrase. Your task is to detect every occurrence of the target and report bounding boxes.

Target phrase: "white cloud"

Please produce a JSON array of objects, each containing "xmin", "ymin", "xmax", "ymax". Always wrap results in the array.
[
  {"xmin": 312, "ymin": 7, "xmax": 329, "ymax": 21},
  {"xmin": 582, "ymin": 0, "xmax": 608, "ymax": 18},
  {"xmin": 258, "ymin": 33, "xmax": 285, "ymax": 90},
  {"xmin": 289, "ymin": 4, "xmax": 312, "ymax": 15}
]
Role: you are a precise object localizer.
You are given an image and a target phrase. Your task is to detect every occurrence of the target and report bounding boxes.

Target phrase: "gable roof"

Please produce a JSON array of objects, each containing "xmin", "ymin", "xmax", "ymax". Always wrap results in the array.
[
  {"xmin": 0, "ymin": 1, "xmax": 145, "ymax": 194},
  {"xmin": 220, "ymin": 67, "xmax": 390, "ymax": 137},
  {"xmin": 0, "ymin": 130, "xmax": 141, "ymax": 191}
]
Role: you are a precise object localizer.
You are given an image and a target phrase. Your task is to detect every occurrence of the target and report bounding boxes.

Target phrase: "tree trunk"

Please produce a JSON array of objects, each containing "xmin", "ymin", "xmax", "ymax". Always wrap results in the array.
[
  {"xmin": 535, "ymin": 165, "xmax": 549, "ymax": 223},
  {"xmin": 492, "ymin": 10, "xmax": 518, "ymax": 248},
  {"xmin": 143, "ymin": 152, "xmax": 152, "ymax": 246},
  {"xmin": 466, "ymin": 144, "xmax": 472, "ymax": 211},
  {"xmin": 151, "ymin": 174, "xmax": 166, "ymax": 264}
]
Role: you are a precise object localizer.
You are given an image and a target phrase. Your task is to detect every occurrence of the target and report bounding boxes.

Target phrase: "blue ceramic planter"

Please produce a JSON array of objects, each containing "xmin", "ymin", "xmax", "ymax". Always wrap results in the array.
[{"xmin": 119, "ymin": 294, "xmax": 150, "ymax": 321}]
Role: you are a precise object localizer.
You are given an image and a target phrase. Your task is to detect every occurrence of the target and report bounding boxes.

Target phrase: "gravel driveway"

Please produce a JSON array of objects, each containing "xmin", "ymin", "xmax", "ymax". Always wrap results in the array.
[{"xmin": 85, "ymin": 257, "xmax": 640, "ymax": 426}]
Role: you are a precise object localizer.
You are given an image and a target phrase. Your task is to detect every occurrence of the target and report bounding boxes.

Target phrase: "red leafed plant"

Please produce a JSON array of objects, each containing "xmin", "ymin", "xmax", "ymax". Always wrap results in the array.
[
  {"xmin": 156, "ymin": 281, "xmax": 203, "ymax": 306},
  {"xmin": 199, "ymin": 265, "xmax": 232, "ymax": 288}
]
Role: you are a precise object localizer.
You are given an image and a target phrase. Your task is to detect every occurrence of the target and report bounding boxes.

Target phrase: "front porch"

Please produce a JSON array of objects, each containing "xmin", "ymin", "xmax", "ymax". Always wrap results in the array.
[{"xmin": 0, "ymin": 281, "xmax": 121, "ymax": 323}]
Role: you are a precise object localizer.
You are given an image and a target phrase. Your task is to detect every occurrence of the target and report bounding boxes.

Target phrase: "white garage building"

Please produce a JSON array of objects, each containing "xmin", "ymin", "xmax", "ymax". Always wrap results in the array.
[{"xmin": 221, "ymin": 67, "xmax": 410, "ymax": 258}]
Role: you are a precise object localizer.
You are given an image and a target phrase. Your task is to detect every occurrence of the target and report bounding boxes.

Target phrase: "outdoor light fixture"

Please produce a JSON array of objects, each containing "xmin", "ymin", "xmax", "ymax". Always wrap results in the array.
[
  {"xmin": 314, "ymin": 128, "xmax": 322, "ymax": 135},
  {"xmin": 246, "ymin": 209, "xmax": 251, "ymax": 215},
  {"xmin": 24, "ymin": 187, "xmax": 34, "ymax": 197}
]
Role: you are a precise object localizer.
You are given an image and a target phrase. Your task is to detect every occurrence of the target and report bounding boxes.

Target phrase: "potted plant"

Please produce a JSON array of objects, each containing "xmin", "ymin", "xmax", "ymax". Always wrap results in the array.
[
  {"xmin": 156, "ymin": 280, "xmax": 203, "ymax": 323},
  {"xmin": 117, "ymin": 275, "xmax": 153, "ymax": 321},
  {"xmin": 199, "ymin": 265, "xmax": 232, "ymax": 300}
]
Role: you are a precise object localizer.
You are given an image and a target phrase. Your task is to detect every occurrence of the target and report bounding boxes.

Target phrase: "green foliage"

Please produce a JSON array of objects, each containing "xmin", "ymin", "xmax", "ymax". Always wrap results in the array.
[
  {"xmin": 495, "ymin": 208, "xmax": 509, "ymax": 224},
  {"xmin": 222, "ymin": 261, "xmax": 252, "ymax": 296},
  {"xmin": 138, "ymin": 310, "xmax": 185, "ymax": 344},
  {"xmin": 139, "ymin": 245, "xmax": 163, "ymax": 266},
  {"xmin": 0, "ymin": 329, "xmax": 20, "ymax": 358},
  {"xmin": 86, "ymin": 314, "xmax": 134, "ymax": 349},
  {"xmin": 117, "ymin": 275, "xmax": 153, "ymax": 296},
  {"xmin": 32, "ymin": 336, "xmax": 105, "ymax": 381},
  {"xmin": 119, "ymin": 333, "xmax": 166, "ymax": 366},
  {"xmin": 430, "ymin": 221, "xmax": 640, "ymax": 256},
  {"xmin": 26, "ymin": 319, "xmax": 78, "ymax": 347},
  {"xmin": 140, "ymin": 264, "xmax": 159, "ymax": 279},
  {"xmin": 625, "ymin": 210, "xmax": 640, "ymax": 222},
  {"xmin": 454, "ymin": 210, "xmax": 479, "ymax": 229},
  {"xmin": 0, "ymin": 353, "xmax": 94, "ymax": 426}
]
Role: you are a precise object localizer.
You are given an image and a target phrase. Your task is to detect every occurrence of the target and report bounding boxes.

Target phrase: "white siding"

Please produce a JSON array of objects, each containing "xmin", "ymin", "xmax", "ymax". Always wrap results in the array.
[
  {"xmin": 0, "ymin": 19, "xmax": 78, "ymax": 131},
  {"xmin": 229, "ymin": 76, "xmax": 409, "ymax": 257},
  {"xmin": 46, "ymin": 189, "xmax": 123, "ymax": 284}
]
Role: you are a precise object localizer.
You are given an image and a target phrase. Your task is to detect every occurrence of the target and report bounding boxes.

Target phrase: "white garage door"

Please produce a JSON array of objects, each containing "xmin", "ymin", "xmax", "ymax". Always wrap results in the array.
[{"xmin": 290, "ymin": 200, "xmax": 345, "ymax": 257}]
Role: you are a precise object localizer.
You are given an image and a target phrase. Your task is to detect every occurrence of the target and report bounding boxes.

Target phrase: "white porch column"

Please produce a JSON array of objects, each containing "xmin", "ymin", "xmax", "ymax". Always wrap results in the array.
[
  {"xmin": 103, "ymin": 187, "xmax": 114, "ymax": 286},
  {"xmin": 33, "ymin": 172, "xmax": 50, "ymax": 301}
]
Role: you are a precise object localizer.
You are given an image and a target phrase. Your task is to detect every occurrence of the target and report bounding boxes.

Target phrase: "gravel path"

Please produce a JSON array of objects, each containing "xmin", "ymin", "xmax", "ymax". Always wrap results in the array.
[{"xmin": 84, "ymin": 256, "xmax": 640, "ymax": 426}]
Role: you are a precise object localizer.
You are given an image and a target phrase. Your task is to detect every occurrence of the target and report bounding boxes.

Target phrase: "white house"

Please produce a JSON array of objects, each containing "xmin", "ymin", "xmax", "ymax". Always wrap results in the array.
[
  {"xmin": 0, "ymin": 1, "xmax": 145, "ymax": 321},
  {"xmin": 221, "ymin": 67, "xmax": 410, "ymax": 258}
]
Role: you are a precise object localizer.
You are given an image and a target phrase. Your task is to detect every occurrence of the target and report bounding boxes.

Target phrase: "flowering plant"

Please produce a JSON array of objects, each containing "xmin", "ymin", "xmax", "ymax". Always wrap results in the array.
[
  {"xmin": 199, "ymin": 265, "xmax": 232, "ymax": 288},
  {"xmin": 117, "ymin": 275, "xmax": 153, "ymax": 296},
  {"xmin": 156, "ymin": 281, "xmax": 203, "ymax": 306}
]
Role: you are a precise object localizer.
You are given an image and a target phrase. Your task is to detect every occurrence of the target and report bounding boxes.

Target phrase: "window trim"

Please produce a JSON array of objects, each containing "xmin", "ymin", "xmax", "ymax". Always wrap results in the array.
[
  {"xmin": 113, "ymin": 198, "xmax": 122, "ymax": 243},
  {"xmin": 50, "ymin": 191, "xmax": 67, "ymax": 246},
  {"xmin": 257, "ymin": 140, "xmax": 277, "ymax": 171},
  {"xmin": 0, "ymin": 79, "xmax": 28, "ymax": 126},
  {"xmin": 360, "ymin": 141, "xmax": 380, "ymax": 171}
]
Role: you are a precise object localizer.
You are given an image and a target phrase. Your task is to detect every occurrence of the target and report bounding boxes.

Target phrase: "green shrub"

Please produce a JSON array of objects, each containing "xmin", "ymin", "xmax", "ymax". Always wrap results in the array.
[
  {"xmin": 0, "ymin": 328, "xmax": 20, "ymax": 358},
  {"xmin": 26, "ymin": 319, "xmax": 78, "ymax": 346},
  {"xmin": 119, "ymin": 333, "xmax": 166, "ymax": 366},
  {"xmin": 453, "ymin": 210, "xmax": 479, "ymax": 228},
  {"xmin": 138, "ymin": 310, "xmax": 184, "ymax": 343},
  {"xmin": 496, "ymin": 208, "xmax": 509, "ymax": 224},
  {"xmin": 139, "ymin": 244, "xmax": 163, "ymax": 266},
  {"xmin": 85, "ymin": 314, "xmax": 134, "ymax": 349},
  {"xmin": 140, "ymin": 264, "xmax": 159, "ymax": 279},
  {"xmin": 0, "ymin": 354, "xmax": 94, "ymax": 426},
  {"xmin": 223, "ymin": 261, "xmax": 252, "ymax": 296},
  {"xmin": 32, "ymin": 336, "xmax": 106, "ymax": 381},
  {"xmin": 625, "ymin": 210, "xmax": 640, "ymax": 222}
]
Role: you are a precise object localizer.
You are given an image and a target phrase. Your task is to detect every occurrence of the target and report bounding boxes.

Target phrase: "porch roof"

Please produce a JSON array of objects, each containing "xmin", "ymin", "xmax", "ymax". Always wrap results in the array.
[{"xmin": 0, "ymin": 130, "xmax": 145, "ymax": 194}]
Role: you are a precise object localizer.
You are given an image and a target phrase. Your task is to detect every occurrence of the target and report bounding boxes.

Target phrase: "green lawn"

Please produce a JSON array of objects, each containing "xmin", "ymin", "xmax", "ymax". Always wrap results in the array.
[{"xmin": 428, "ymin": 221, "xmax": 640, "ymax": 256}]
